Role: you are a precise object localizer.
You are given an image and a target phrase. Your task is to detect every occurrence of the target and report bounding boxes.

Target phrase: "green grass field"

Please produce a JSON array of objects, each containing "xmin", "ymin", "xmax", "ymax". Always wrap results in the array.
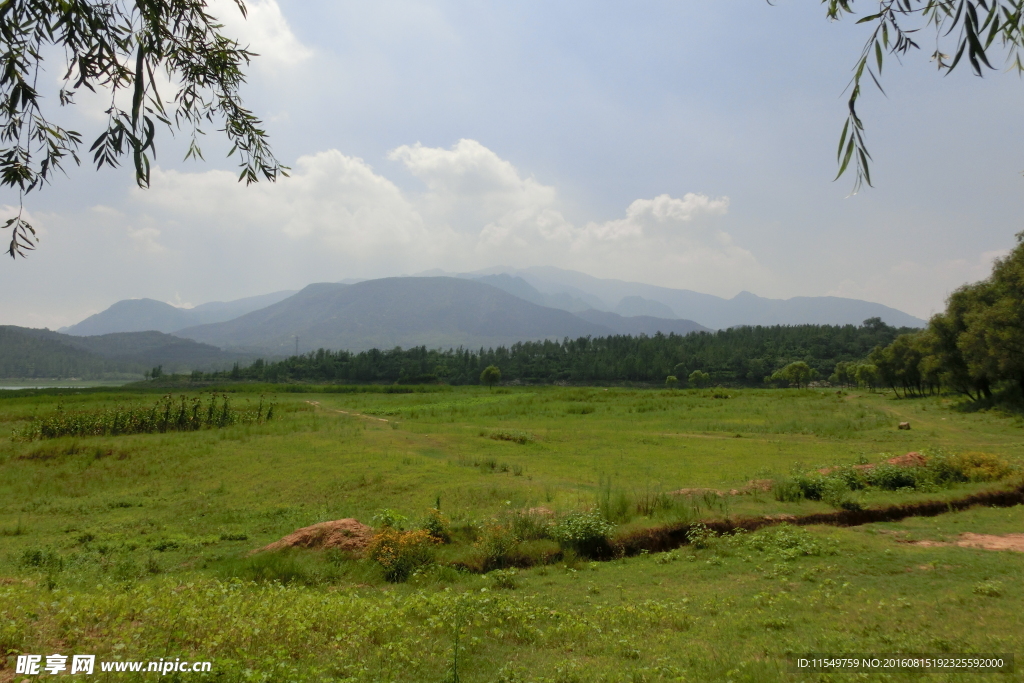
[{"xmin": 1, "ymin": 386, "xmax": 1023, "ymax": 682}]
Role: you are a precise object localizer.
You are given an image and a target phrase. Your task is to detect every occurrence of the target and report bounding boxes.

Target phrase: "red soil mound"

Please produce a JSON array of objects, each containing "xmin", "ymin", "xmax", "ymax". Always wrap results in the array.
[
  {"xmin": 886, "ymin": 451, "xmax": 927, "ymax": 467},
  {"xmin": 257, "ymin": 519, "xmax": 373, "ymax": 554}
]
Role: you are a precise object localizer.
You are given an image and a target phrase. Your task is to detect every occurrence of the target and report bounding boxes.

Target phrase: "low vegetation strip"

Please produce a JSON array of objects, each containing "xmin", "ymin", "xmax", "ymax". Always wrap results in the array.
[
  {"xmin": 612, "ymin": 480, "xmax": 1024, "ymax": 558},
  {"xmin": 14, "ymin": 394, "xmax": 274, "ymax": 440}
]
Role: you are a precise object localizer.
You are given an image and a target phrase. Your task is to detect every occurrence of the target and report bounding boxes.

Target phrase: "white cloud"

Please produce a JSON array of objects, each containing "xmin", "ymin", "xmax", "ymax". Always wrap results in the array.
[
  {"xmin": 0, "ymin": 140, "xmax": 765, "ymax": 326},
  {"xmin": 390, "ymin": 139, "xmax": 570, "ymax": 240},
  {"xmin": 579, "ymin": 193, "xmax": 730, "ymax": 242},
  {"xmin": 139, "ymin": 150, "xmax": 436, "ymax": 257},
  {"xmin": 209, "ymin": 0, "xmax": 312, "ymax": 68},
  {"xmin": 127, "ymin": 226, "xmax": 166, "ymax": 254}
]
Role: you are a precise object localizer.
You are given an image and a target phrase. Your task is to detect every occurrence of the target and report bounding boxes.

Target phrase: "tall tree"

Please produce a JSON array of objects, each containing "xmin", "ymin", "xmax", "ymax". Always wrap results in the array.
[
  {"xmin": 0, "ymin": 0, "xmax": 285, "ymax": 257},
  {"xmin": 958, "ymin": 236, "xmax": 1024, "ymax": 395}
]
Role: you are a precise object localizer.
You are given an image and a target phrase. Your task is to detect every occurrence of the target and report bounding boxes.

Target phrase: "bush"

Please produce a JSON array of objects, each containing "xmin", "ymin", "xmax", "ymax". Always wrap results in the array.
[
  {"xmin": 505, "ymin": 510, "xmax": 553, "ymax": 541},
  {"xmin": 366, "ymin": 528, "xmax": 437, "ymax": 582},
  {"xmin": 488, "ymin": 568, "xmax": 519, "ymax": 589},
  {"xmin": 821, "ymin": 477, "xmax": 860, "ymax": 510},
  {"xmin": 489, "ymin": 430, "xmax": 533, "ymax": 444},
  {"xmin": 553, "ymin": 511, "xmax": 614, "ymax": 556},
  {"xmin": 792, "ymin": 474, "xmax": 827, "ymax": 501},
  {"xmin": 685, "ymin": 522, "xmax": 717, "ymax": 549},
  {"xmin": 372, "ymin": 508, "xmax": 408, "ymax": 531},
  {"xmin": 476, "ymin": 523, "xmax": 520, "ymax": 570},
  {"xmin": 867, "ymin": 464, "xmax": 920, "ymax": 490},
  {"xmin": 21, "ymin": 548, "xmax": 63, "ymax": 572},
  {"xmin": 950, "ymin": 452, "xmax": 1012, "ymax": 482},
  {"xmin": 420, "ymin": 508, "xmax": 451, "ymax": 543},
  {"xmin": 772, "ymin": 478, "xmax": 804, "ymax": 502}
]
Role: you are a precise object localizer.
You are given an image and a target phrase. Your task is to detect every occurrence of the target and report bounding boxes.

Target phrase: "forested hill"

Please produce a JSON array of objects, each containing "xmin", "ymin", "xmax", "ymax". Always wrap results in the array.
[
  {"xmin": 200, "ymin": 318, "xmax": 909, "ymax": 386},
  {"xmin": 0, "ymin": 326, "xmax": 133, "ymax": 379},
  {"xmin": 0, "ymin": 326, "xmax": 255, "ymax": 379}
]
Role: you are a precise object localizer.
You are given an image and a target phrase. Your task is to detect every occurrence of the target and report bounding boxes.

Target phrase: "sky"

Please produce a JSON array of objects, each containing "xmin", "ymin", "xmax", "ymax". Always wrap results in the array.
[{"xmin": 2, "ymin": 0, "xmax": 1022, "ymax": 329}]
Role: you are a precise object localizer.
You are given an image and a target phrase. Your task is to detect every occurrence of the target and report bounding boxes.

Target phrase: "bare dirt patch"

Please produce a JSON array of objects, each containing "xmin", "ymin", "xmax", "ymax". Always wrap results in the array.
[
  {"xmin": 886, "ymin": 451, "xmax": 927, "ymax": 468},
  {"xmin": 903, "ymin": 532, "xmax": 1024, "ymax": 552},
  {"xmin": 257, "ymin": 519, "xmax": 374, "ymax": 555},
  {"xmin": 819, "ymin": 451, "xmax": 927, "ymax": 475},
  {"xmin": 670, "ymin": 479, "xmax": 776, "ymax": 497}
]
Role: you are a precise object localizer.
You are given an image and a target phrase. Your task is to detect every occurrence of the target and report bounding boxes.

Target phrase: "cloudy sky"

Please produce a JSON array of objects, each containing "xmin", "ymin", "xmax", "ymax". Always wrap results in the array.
[{"xmin": 2, "ymin": 0, "xmax": 1022, "ymax": 329}]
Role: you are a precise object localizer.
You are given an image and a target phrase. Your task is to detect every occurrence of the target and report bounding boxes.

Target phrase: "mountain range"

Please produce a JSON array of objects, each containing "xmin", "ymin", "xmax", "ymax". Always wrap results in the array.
[
  {"xmin": 61, "ymin": 290, "xmax": 297, "ymax": 336},
  {"xmin": 17, "ymin": 267, "xmax": 926, "ymax": 369},
  {"xmin": 428, "ymin": 267, "xmax": 927, "ymax": 329},
  {"xmin": 175, "ymin": 277, "xmax": 709, "ymax": 353}
]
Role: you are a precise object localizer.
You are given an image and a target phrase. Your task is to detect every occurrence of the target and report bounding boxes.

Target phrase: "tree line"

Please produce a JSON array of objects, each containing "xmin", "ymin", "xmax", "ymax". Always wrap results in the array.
[
  {"xmin": 867, "ymin": 233, "xmax": 1024, "ymax": 402},
  {"xmin": 189, "ymin": 318, "xmax": 913, "ymax": 387}
]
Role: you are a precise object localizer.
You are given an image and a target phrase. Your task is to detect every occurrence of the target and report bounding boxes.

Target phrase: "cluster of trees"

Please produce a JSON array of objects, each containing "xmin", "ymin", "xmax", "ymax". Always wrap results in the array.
[
  {"xmin": 191, "ymin": 319, "xmax": 912, "ymax": 387},
  {"xmin": 868, "ymin": 233, "xmax": 1024, "ymax": 401}
]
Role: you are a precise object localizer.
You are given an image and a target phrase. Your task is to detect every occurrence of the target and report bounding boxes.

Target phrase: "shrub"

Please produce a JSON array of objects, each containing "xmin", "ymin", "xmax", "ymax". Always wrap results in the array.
[
  {"xmin": 821, "ymin": 478, "xmax": 860, "ymax": 510},
  {"xmin": 868, "ymin": 464, "xmax": 920, "ymax": 490},
  {"xmin": 489, "ymin": 430, "xmax": 533, "ymax": 444},
  {"xmin": 772, "ymin": 478, "xmax": 804, "ymax": 502},
  {"xmin": 685, "ymin": 523, "xmax": 717, "ymax": 549},
  {"xmin": 366, "ymin": 528, "xmax": 437, "ymax": 582},
  {"xmin": 21, "ymin": 548, "xmax": 63, "ymax": 572},
  {"xmin": 505, "ymin": 510, "xmax": 553, "ymax": 541},
  {"xmin": 420, "ymin": 508, "xmax": 451, "ymax": 543},
  {"xmin": 476, "ymin": 523, "xmax": 520, "ymax": 570},
  {"xmin": 372, "ymin": 508, "xmax": 408, "ymax": 531},
  {"xmin": 553, "ymin": 511, "xmax": 614, "ymax": 556},
  {"xmin": 488, "ymin": 568, "xmax": 519, "ymax": 590},
  {"xmin": 950, "ymin": 452, "xmax": 1012, "ymax": 482},
  {"xmin": 792, "ymin": 474, "xmax": 827, "ymax": 501}
]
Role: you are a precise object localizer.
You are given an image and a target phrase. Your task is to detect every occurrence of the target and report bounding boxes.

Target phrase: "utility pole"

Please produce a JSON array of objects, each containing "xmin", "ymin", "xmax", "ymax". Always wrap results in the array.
[{"xmin": 293, "ymin": 335, "xmax": 299, "ymax": 357}]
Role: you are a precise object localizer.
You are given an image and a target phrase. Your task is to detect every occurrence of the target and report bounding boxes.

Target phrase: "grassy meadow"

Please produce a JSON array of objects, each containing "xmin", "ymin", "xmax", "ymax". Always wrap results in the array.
[{"xmin": 1, "ymin": 385, "xmax": 1023, "ymax": 682}]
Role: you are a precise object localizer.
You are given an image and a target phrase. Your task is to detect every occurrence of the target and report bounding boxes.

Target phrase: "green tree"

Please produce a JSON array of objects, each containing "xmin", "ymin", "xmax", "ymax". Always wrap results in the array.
[
  {"xmin": 929, "ymin": 284, "xmax": 994, "ymax": 400},
  {"xmin": 688, "ymin": 370, "xmax": 711, "ymax": 388},
  {"xmin": 829, "ymin": 360, "xmax": 855, "ymax": 387},
  {"xmin": 854, "ymin": 363, "xmax": 878, "ymax": 390},
  {"xmin": 479, "ymin": 365, "xmax": 501, "ymax": 389},
  {"xmin": 1, "ymin": 0, "xmax": 285, "ymax": 258},
  {"xmin": 870, "ymin": 333, "xmax": 929, "ymax": 397},
  {"xmin": 769, "ymin": 361, "xmax": 816, "ymax": 389},
  {"xmin": 824, "ymin": 1, "xmax": 1024, "ymax": 192},
  {"xmin": 958, "ymin": 236, "xmax": 1024, "ymax": 396},
  {"xmin": 665, "ymin": 375, "xmax": 679, "ymax": 389}
]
